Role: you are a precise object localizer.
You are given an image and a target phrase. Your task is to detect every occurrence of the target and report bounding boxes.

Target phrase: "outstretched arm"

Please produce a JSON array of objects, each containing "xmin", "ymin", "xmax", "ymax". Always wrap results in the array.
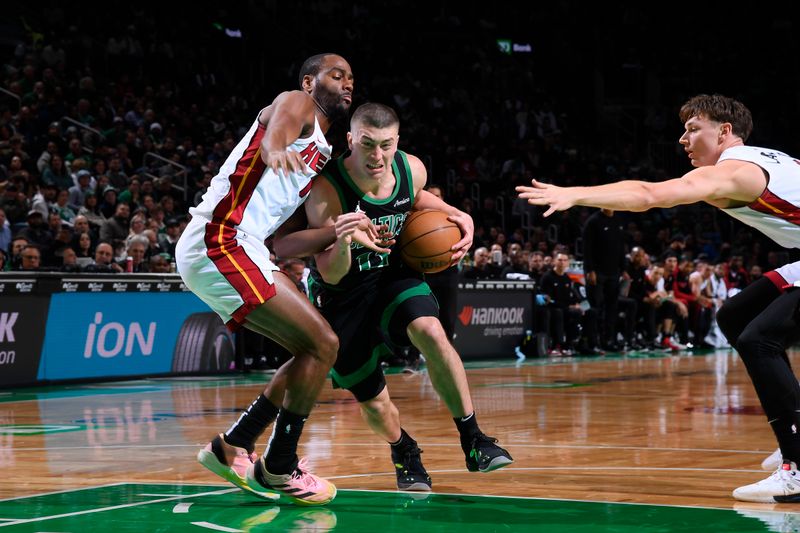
[{"xmin": 515, "ymin": 161, "xmax": 759, "ymax": 216}]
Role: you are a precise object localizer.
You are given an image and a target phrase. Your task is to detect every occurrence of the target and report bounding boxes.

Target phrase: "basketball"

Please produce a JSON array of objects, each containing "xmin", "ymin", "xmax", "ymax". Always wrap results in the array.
[{"xmin": 397, "ymin": 209, "xmax": 461, "ymax": 273}]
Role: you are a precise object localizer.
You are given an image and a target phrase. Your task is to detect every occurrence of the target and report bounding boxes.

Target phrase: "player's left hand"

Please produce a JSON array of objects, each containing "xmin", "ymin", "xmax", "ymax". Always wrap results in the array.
[
  {"xmin": 516, "ymin": 179, "xmax": 576, "ymax": 217},
  {"xmin": 447, "ymin": 210, "xmax": 473, "ymax": 264}
]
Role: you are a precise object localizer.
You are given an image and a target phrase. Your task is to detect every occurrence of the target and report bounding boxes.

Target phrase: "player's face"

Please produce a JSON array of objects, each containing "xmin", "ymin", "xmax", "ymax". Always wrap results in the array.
[
  {"xmin": 679, "ymin": 114, "xmax": 727, "ymax": 168},
  {"xmin": 310, "ymin": 55, "xmax": 354, "ymax": 120},
  {"xmin": 348, "ymin": 124, "xmax": 399, "ymax": 178}
]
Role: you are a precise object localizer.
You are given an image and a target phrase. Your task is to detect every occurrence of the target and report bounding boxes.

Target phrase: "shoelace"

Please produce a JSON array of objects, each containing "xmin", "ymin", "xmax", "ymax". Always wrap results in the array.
[
  {"xmin": 400, "ymin": 446, "xmax": 425, "ymax": 474},
  {"xmin": 766, "ymin": 464, "xmax": 800, "ymax": 487},
  {"xmin": 290, "ymin": 458, "xmax": 314, "ymax": 487},
  {"xmin": 471, "ymin": 433, "xmax": 499, "ymax": 451}
]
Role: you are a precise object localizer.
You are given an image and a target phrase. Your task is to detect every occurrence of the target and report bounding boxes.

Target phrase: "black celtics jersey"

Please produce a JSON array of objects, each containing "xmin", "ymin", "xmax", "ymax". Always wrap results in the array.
[{"xmin": 309, "ymin": 150, "xmax": 416, "ymax": 295}]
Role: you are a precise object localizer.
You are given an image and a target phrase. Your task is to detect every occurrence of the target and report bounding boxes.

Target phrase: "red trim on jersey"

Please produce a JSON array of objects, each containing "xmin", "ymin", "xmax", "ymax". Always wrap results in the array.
[
  {"xmin": 211, "ymin": 124, "xmax": 267, "ymax": 225},
  {"xmin": 765, "ymin": 270, "xmax": 789, "ymax": 293},
  {"xmin": 748, "ymin": 188, "xmax": 800, "ymax": 227},
  {"xmin": 205, "ymin": 125, "xmax": 276, "ymax": 328},
  {"xmin": 298, "ymin": 177, "xmax": 314, "ymax": 198},
  {"xmin": 205, "ymin": 221, "xmax": 277, "ymax": 329}
]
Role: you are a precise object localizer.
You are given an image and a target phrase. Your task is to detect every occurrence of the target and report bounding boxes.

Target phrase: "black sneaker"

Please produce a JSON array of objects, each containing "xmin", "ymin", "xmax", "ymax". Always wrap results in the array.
[
  {"xmin": 465, "ymin": 433, "xmax": 514, "ymax": 473},
  {"xmin": 392, "ymin": 443, "xmax": 432, "ymax": 491}
]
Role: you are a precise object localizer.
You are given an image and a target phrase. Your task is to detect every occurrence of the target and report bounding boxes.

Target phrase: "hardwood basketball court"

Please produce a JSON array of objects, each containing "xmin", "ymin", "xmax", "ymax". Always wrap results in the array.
[{"xmin": 1, "ymin": 349, "xmax": 797, "ymax": 531}]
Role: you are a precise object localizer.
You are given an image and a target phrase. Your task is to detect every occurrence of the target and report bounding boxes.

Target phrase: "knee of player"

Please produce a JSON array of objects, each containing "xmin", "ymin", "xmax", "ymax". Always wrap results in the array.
[
  {"xmin": 360, "ymin": 395, "xmax": 396, "ymax": 417},
  {"xmin": 408, "ymin": 316, "xmax": 447, "ymax": 344},
  {"xmin": 313, "ymin": 329, "xmax": 340, "ymax": 365},
  {"xmin": 735, "ymin": 326, "xmax": 777, "ymax": 356}
]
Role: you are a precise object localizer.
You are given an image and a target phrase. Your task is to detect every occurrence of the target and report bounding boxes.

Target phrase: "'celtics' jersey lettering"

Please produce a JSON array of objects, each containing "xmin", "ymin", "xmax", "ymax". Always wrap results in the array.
[
  {"xmin": 311, "ymin": 150, "xmax": 416, "ymax": 290},
  {"xmin": 351, "ymin": 212, "xmax": 407, "ymax": 271}
]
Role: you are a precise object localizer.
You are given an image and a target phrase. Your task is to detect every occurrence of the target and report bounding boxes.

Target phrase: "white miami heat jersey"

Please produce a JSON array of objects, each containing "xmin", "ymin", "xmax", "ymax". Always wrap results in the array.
[
  {"xmin": 190, "ymin": 112, "xmax": 332, "ymax": 241},
  {"xmin": 720, "ymin": 145, "xmax": 800, "ymax": 249}
]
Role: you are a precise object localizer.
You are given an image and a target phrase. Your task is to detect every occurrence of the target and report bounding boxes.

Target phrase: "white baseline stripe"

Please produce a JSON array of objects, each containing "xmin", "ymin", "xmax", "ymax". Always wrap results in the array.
[
  {"xmin": 10, "ymin": 442, "xmax": 778, "ymax": 456},
  {"xmin": 337, "ymin": 487, "xmax": 800, "ymax": 515},
  {"xmin": 0, "ymin": 488, "xmax": 236, "ymax": 528},
  {"xmin": 325, "ymin": 465, "xmax": 767, "ymax": 480},
  {"xmin": 191, "ymin": 522, "xmax": 242, "ymax": 532},
  {"xmin": 173, "ymin": 503, "xmax": 192, "ymax": 513}
]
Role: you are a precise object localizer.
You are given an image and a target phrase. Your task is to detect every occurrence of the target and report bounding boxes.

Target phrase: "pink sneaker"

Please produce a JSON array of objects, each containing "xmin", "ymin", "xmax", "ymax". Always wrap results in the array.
[
  {"xmin": 197, "ymin": 434, "xmax": 279, "ymax": 501},
  {"xmin": 247, "ymin": 456, "xmax": 337, "ymax": 506}
]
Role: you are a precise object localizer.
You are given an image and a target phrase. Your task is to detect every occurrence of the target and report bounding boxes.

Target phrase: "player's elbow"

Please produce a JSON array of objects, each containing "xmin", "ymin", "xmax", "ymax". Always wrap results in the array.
[
  {"xmin": 272, "ymin": 238, "xmax": 290, "ymax": 259},
  {"xmin": 317, "ymin": 264, "xmax": 344, "ymax": 285},
  {"xmin": 320, "ymin": 271, "xmax": 344, "ymax": 285},
  {"xmin": 631, "ymin": 183, "xmax": 661, "ymax": 211}
]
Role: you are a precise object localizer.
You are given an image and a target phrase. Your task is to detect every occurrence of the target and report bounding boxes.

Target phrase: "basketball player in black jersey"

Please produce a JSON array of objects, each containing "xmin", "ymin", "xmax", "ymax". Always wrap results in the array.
[{"xmin": 295, "ymin": 102, "xmax": 513, "ymax": 490}]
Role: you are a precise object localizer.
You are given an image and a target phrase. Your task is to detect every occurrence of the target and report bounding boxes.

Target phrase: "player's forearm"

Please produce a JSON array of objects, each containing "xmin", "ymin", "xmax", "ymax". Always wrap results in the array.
[
  {"xmin": 273, "ymin": 227, "xmax": 337, "ymax": 258},
  {"xmin": 572, "ymin": 181, "xmax": 659, "ymax": 212},
  {"xmin": 315, "ymin": 241, "xmax": 351, "ymax": 285},
  {"xmin": 415, "ymin": 190, "xmax": 458, "ymax": 215}
]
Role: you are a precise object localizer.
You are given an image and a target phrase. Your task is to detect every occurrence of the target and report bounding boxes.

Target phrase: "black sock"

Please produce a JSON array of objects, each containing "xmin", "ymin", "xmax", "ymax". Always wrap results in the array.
[
  {"xmin": 454, "ymin": 412, "xmax": 480, "ymax": 454},
  {"xmin": 774, "ymin": 419, "xmax": 800, "ymax": 465},
  {"xmin": 390, "ymin": 428, "xmax": 416, "ymax": 460},
  {"xmin": 264, "ymin": 408, "xmax": 307, "ymax": 474},
  {"xmin": 224, "ymin": 394, "xmax": 279, "ymax": 454}
]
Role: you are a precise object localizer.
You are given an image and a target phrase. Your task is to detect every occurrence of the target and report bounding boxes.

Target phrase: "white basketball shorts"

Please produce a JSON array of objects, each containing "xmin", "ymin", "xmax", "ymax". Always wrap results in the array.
[{"xmin": 176, "ymin": 215, "xmax": 279, "ymax": 331}]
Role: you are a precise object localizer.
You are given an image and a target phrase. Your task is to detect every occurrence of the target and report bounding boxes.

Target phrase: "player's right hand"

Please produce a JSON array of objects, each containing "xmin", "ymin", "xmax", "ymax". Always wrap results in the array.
[
  {"xmin": 516, "ymin": 179, "xmax": 576, "ymax": 216},
  {"xmin": 264, "ymin": 150, "xmax": 306, "ymax": 176},
  {"xmin": 333, "ymin": 212, "xmax": 394, "ymax": 253}
]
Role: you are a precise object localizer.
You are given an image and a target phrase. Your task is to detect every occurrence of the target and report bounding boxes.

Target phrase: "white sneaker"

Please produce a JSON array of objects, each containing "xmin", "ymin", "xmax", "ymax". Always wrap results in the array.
[
  {"xmin": 733, "ymin": 462, "xmax": 800, "ymax": 503},
  {"xmin": 763, "ymin": 447, "xmax": 783, "ymax": 471}
]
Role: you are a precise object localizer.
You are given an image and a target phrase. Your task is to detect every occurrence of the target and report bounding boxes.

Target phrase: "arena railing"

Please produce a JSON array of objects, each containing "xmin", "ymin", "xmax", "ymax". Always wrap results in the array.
[
  {"xmin": 142, "ymin": 152, "xmax": 188, "ymax": 202},
  {"xmin": 0, "ymin": 88, "xmax": 20, "ymax": 111},
  {"xmin": 58, "ymin": 117, "xmax": 106, "ymax": 155}
]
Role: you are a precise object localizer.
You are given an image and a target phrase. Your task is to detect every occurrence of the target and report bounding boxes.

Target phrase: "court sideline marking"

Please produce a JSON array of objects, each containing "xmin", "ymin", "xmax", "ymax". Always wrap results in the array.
[
  {"xmin": 0, "ymin": 486, "xmax": 236, "ymax": 527},
  {"xmin": 7, "ymin": 441, "xmax": 779, "ymax": 457}
]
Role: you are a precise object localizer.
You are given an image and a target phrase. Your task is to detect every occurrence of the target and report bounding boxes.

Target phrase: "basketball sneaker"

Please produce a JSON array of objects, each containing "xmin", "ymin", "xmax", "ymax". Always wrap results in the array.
[
  {"xmin": 197, "ymin": 434, "xmax": 279, "ymax": 501},
  {"xmin": 661, "ymin": 335, "xmax": 685, "ymax": 352},
  {"xmin": 247, "ymin": 456, "xmax": 337, "ymax": 506},
  {"xmin": 763, "ymin": 447, "xmax": 783, "ymax": 471},
  {"xmin": 465, "ymin": 433, "xmax": 514, "ymax": 473},
  {"xmin": 733, "ymin": 462, "xmax": 800, "ymax": 503},
  {"xmin": 392, "ymin": 442, "xmax": 432, "ymax": 491}
]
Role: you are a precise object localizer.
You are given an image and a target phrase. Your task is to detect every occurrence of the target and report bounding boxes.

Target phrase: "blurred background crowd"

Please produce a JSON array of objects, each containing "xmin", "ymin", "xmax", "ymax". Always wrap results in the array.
[{"xmin": 2, "ymin": 1, "xmax": 799, "ymax": 358}]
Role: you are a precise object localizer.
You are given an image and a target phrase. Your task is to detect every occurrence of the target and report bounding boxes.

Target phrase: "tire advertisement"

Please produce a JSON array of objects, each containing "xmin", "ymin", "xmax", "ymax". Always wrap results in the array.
[
  {"xmin": 0, "ymin": 282, "xmax": 51, "ymax": 386},
  {"xmin": 37, "ymin": 292, "xmax": 235, "ymax": 382},
  {"xmin": 453, "ymin": 281, "xmax": 534, "ymax": 359}
]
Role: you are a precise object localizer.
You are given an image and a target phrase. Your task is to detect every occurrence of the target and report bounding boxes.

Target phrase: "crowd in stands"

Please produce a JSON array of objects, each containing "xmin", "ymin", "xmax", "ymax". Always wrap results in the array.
[
  {"xmin": 460, "ymin": 237, "xmax": 751, "ymax": 356},
  {"xmin": 2, "ymin": 4, "xmax": 798, "ymax": 357}
]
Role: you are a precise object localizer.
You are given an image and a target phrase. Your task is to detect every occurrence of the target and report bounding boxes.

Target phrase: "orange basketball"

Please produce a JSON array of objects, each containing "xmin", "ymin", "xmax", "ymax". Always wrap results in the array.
[{"xmin": 397, "ymin": 209, "xmax": 461, "ymax": 273}]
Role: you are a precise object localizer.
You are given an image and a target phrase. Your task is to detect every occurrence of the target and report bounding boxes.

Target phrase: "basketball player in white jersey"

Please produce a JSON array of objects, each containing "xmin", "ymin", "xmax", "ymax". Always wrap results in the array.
[
  {"xmin": 518, "ymin": 94, "xmax": 800, "ymax": 503},
  {"xmin": 178, "ymin": 53, "xmax": 380, "ymax": 506}
]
